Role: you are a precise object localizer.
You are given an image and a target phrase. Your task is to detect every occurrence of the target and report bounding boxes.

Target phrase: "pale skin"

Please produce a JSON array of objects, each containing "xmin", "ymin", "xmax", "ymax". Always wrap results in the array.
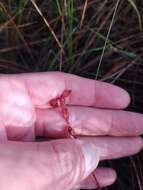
[{"xmin": 0, "ymin": 72, "xmax": 142, "ymax": 190}]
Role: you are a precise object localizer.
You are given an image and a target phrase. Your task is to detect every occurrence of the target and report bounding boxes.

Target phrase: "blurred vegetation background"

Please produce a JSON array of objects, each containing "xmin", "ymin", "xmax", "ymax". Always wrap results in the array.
[{"xmin": 0, "ymin": 0, "xmax": 143, "ymax": 189}]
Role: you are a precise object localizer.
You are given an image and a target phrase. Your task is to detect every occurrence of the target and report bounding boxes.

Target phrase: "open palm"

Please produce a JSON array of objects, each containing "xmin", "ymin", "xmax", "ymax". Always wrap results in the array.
[{"xmin": 0, "ymin": 72, "xmax": 142, "ymax": 190}]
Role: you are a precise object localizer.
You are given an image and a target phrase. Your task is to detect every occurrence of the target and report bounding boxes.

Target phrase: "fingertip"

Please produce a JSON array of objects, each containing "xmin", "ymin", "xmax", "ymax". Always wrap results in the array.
[
  {"xmin": 115, "ymin": 88, "xmax": 130, "ymax": 109},
  {"xmin": 78, "ymin": 167, "xmax": 117, "ymax": 189},
  {"xmin": 124, "ymin": 137, "xmax": 143, "ymax": 156},
  {"xmin": 94, "ymin": 81, "xmax": 131, "ymax": 109},
  {"xmin": 135, "ymin": 137, "xmax": 143, "ymax": 152},
  {"xmin": 141, "ymin": 137, "xmax": 143, "ymax": 147},
  {"xmin": 95, "ymin": 167, "xmax": 117, "ymax": 186}
]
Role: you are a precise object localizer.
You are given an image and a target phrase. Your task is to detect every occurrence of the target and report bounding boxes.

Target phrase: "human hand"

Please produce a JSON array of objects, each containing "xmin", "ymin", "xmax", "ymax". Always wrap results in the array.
[{"xmin": 0, "ymin": 72, "xmax": 142, "ymax": 190}]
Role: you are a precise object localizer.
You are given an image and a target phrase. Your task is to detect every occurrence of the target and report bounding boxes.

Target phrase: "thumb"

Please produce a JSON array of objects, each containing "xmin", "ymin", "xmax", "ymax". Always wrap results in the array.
[
  {"xmin": 47, "ymin": 139, "xmax": 100, "ymax": 190},
  {"xmin": 0, "ymin": 139, "xmax": 100, "ymax": 190}
]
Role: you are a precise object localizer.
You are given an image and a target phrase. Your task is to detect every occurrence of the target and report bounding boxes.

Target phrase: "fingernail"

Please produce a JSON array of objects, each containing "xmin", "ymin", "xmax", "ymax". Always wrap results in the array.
[{"xmin": 76, "ymin": 140, "xmax": 100, "ymax": 174}]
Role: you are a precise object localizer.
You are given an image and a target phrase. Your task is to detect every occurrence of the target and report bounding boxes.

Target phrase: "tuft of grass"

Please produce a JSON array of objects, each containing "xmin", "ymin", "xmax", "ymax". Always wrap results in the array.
[
  {"xmin": 127, "ymin": 0, "xmax": 142, "ymax": 30},
  {"xmin": 66, "ymin": 0, "xmax": 74, "ymax": 65},
  {"xmin": 30, "ymin": 0, "xmax": 64, "ymax": 53}
]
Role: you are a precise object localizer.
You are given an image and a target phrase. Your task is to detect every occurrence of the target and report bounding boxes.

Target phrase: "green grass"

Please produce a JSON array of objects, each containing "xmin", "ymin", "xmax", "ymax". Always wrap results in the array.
[
  {"xmin": 0, "ymin": 0, "xmax": 142, "ymax": 73},
  {"xmin": 127, "ymin": 0, "xmax": 142, "ymax": 30}
]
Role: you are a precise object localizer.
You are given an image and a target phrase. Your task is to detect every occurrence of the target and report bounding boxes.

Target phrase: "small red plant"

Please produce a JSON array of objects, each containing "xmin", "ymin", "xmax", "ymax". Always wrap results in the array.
[{"xmin": 49, "ymin": 89, "xmax": 101, "ymax": 189}]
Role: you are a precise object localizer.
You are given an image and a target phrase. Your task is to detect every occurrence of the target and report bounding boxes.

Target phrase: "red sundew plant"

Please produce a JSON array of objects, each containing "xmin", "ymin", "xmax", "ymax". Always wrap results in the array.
[{"xmin": 49, "ymin": 89, "xmax": 101, "ymax": 190}]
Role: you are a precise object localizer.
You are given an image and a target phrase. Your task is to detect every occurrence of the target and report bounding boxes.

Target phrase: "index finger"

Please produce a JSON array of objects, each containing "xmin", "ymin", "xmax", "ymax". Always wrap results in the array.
[{"xmin": 18, "ymin": 72, "xmax": 130, "ymax": 109}]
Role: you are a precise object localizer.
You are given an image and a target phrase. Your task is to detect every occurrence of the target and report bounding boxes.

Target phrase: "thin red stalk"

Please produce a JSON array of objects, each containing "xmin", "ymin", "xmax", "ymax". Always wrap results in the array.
[{"xmin": 49, "ymin": 90, "xmax": 101, "ymax": 189}]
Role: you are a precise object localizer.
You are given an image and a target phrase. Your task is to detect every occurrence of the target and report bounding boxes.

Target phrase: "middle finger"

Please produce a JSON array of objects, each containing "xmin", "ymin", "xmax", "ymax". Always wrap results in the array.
[{"xmin": 35, "ymin": 107, "xmax": 143, "ymax": 138}]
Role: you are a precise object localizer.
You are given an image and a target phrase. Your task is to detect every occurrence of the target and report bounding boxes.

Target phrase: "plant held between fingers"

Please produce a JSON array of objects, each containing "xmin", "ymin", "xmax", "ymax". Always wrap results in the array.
[{"xmin": 49, "ymin": 89, "xmax": 101, "ymax": 190}]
